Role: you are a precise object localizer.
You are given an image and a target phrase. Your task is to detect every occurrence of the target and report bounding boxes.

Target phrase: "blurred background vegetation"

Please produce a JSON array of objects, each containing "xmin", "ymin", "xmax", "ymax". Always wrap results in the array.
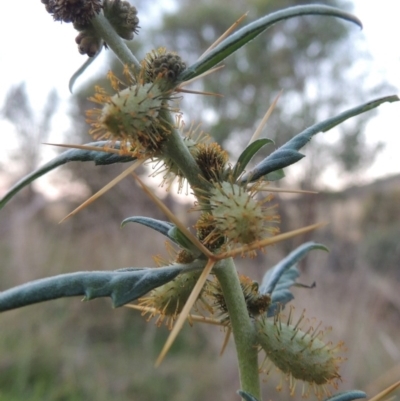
[{"xmin": 0, "ymin": 0, "xmax": 399, "ymax": 400}]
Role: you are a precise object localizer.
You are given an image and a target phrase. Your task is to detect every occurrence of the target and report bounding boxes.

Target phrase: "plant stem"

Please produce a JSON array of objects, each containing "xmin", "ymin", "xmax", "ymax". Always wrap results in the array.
[
  {"xmin": 91, "ymin": 12, "xmax": 141, "ymax": 69},
  {"xmin": 214, "ymin": 258, "xmax": 261, "ymax": 400},
  {"xmin": 160, "ymin": 111, "xmax": 212, "ymax": 194}
]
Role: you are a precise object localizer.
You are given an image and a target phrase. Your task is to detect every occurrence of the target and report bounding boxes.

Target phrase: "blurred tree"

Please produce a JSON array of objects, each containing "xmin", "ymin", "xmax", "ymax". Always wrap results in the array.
[
  {"xmin": 1, "ymin": 83, "xmax": 58, "ymax": 207},
  {"xmin": 2, "ymin": 83, "xmax": 59, "ymax": 178},
  {"xmin": 1, "ymin": 84, "xmax": 59, "ymax": 276}
]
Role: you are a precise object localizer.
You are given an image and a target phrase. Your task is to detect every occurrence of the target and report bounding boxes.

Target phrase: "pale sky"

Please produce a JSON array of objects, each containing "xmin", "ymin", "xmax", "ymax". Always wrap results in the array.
[
  {"xmin": 0, "ymin": 1, "xmax": 399, "ymax": 196},
  {"xmin": 351, "ymin": 0, "xmax": 400, "ymax": 183}
]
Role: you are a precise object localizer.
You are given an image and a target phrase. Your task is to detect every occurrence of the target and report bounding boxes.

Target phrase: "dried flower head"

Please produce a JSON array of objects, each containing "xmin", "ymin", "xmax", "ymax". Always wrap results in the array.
[
  {"xmin": 75, "ymin": 30, "xmax": 102, "ymax": 57},
  {"xmin": 41, "ymin": 0, "xmax": 102, "ymax": 24},
  {"xmin": 256, "ymin": 307, "xmax": 345, "ymax": 399},
  {"xmin": 194, "ymin": 212, "xmax": 226, "ymax": 252},
  {"xmin": 193, "ymin": 142, "xmax": 229, "ymax": 182},
  {"xmin": 144, "ymin": 48, "xmax": 187, "ymax": 90},
  {"xmin": 103, "ymin": 0, "xmax": 140, "ymax": 40}
]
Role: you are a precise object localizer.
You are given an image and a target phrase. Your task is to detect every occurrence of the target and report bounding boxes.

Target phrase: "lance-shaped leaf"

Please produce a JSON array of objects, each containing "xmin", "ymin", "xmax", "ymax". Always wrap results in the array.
[
  {"xmin": 237, "ymin": 390, "xmax": 260, "ymax": 401},
  {"xmin": 178, "ymin": 5, "xmax": 362, "ymax": 82},
  {"xmin": 231, "ymin": 138, "xmax": 273, "ymax": 181},
  {"xmin": 265, "ymin": 267, "xmax": 298, "ymax": 317},
  {"xmin": 69, "ymin": 49, "xmax": 103, "ymax": 93},
  {"xmin": 260, "ymin": 242, "xmax": 327, "ymax": 294},
  {"xmin": 242, "ymin": 149, "xmax": 304, "ymax": 182},
  {"xmin": 120, "ymin": 217, "xmax": 202, "ymax": 257},
  {"xmin": 259, "ymin": 242, "xmax": 327, "ymax": 316},
  {"xmin": 121, "ymin": 216, "xmax": 175, "ymax": 238},
  {"xmin": 167, "ymin": 226, "xmax": 203, "ymax": 257},
  {"xmin": 0, "ymin": 261, "xmax": 205, "ymax": 312},
  {"xmin": 280, "ymin": 95, "xmax": 399, "ymax": 152},
  {"xmin": 324, "ymin": 391, "xmax": 366, "ymax": 401},
  {"xmin": 264, "ymin": 168, "xmax": 285, "ymax": 182},
  {"xmin": 0, "ymin": 141, "xmax": 135, "ymax": 210},
  {"xmin": 243, "ymin": 95, "xmax": 399, "ymax": 182}
]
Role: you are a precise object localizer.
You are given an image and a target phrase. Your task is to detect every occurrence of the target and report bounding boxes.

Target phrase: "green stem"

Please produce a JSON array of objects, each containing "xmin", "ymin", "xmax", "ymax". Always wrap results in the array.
[
  {"xmin": 214, "ymin": 258, "xmax": 261, "ymax": 400},
  {"xmin": 91, "ymin": 12, "xmax": 141, "ymax": 69},
  {"xmin": 160, "ymin": 111, "xmax": 212, "ymax": 194}
]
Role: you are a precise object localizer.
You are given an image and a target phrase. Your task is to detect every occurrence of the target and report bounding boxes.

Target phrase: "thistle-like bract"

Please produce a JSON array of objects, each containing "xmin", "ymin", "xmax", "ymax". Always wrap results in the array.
[
  {"xmin": 138, "ymin": 271, "xmax": 202, "ymax": 329},
  {"xmin": 197, "ymin": 181, "xmax": 279, "ymax": 253},
  {"xmin": 256, "ymin": 308, "xmax": 345, "ymax": 398},
  {"xmin": 86, "ymin": 58, "xmax": 181, "ymax": 156}
]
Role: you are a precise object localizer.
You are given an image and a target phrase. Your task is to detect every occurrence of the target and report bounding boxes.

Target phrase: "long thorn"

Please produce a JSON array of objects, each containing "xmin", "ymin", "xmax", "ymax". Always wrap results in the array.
[
  {"xmin": 247, "ymin": 90, "xmax": 282, "ymax": 146},
  {"xmin": 43, "ymin": 142, "xmax": 128, "ymax": 155},
  {"xmin": 220, "ymin": 328, "xmax": 232, "ymax": 356},
  {"xmin": 59, "ymin": 159, "xmax": 144, "ymax": 223},
  {"xmin": 199, "ymin": 12, "xmax": 248, "ymax": 59},
  {"xmin": 155, "ymin": 259, "xmax": 215, "ymax": 366},
  {"xmin": 125, "ymin": 304, "xmax": 225, "ymax": 326},
  {"xmin": 189, "ymin": 314, "xmax": 226, "ymax": 326},
  {"xmin": 177, "ymin": 65, "xmax": 225, "ymax": 88},
  {"xmin": 175, "ymin": 88, "xmax": 223, "ymax": 97},
  {"xmin": 251, "ymin": 185, "xmax": 318, "ymax": 195},
  {"xmin": 131, "ymin": 173, "xmax": 214, "ymax": 259},
  {"xmin": 215, "ymin": 222, "xmax": 327, "ymax": 260},
  {"xmin": 125, "ymin": 304, "xmax": 152, "ymax": 313},
  {"xmin": 369, "ymin": 381, "xmax": 400, "ymax": 401}
]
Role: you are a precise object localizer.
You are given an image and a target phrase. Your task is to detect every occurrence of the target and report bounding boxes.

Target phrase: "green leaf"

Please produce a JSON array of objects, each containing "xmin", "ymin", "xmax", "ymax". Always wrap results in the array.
[
  {"xmin": 231, "ymin": 138, "xmax": 273, "ymax": 181},
  {"xmin": 244, "ymin": 95, "xmax": 399, "ymax": 182},
  {"xmin": 265, "ymin": 267, "xmax": 298, "ymax": 317},
  {"xmin": 260, "ymin": 242, "xmax": 328, "ymax": 295},
  {"xmin": 121, "ymin": 218, "xmax": 202, "ymax": 257},
  {"xmin": 280, "ymin": 95, "xmax": 399, "ymax": 152},
  {"xmin": 324, "ymin": 391, "xmax": 366, "ymax": 401},
  {"xmin": 121, "ymin": 216, "xmax": 174, "ymax": 237},
  {"xmin": 237, "ymin": 390, "xmax": 260, "ymax": 401},
  {"xmin": 242, "ymin": 149, "xmax": 304, "ymax": 182},
  {"xmin": 260, "ymin": 242, "xmax": 327, "ymax": 316},
  {"xmin": 178, "ymin": 5, "xmax": 362, "ymax": 82},
  {"xmin": 167, "ymin": 226, "xmax": 203, "ymax": 258},
  {"xmin": 69, "ymin": 49, "xmax": 102, "ymax": 93},
  {"xmin": 264, "ymin": 169, "xmax": 285, "ymax": 181},
  {"xmin": 0, "ymin": 141, "xmax": 135, "ymax": 210},
  {"xmin": 0, "ymin": 261, "xmax": 206, "ymax": 312}
]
